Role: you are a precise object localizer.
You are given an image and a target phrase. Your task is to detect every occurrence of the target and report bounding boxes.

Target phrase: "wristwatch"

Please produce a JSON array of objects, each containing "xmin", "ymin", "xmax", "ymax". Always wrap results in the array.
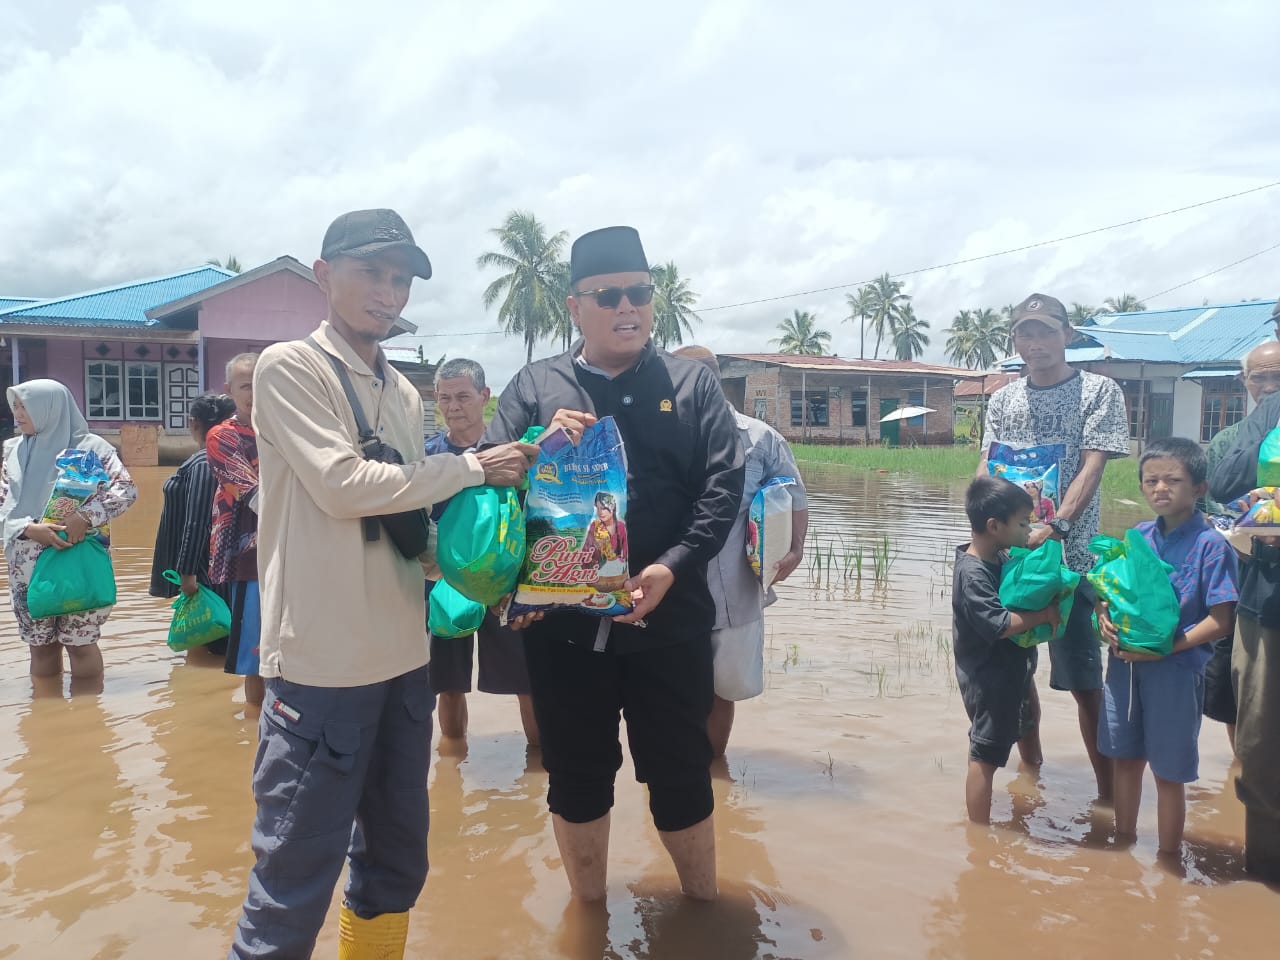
[{"xmin": 1048, "ymin": 517, "xmax": 1072, "ymax": 538}]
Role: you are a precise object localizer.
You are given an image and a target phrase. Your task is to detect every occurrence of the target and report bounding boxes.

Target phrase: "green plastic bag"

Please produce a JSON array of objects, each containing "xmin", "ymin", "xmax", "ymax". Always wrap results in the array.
[
  {"xmin": 1086, "ymin": 531, "xmax": 1180, "ymax": 656},
  {"xmin": 435, "ymin": 426, "xmax": 540, "ymax": 607},
  {"xmin": 428, "ymin": 580, "xmax": 486, "ymax": 639},
  {"xmin": 162, "ymin": 570, "xmax": 232, "ymax": 651},
  {"xmin": 26, "ymin": 537, "xmax": 117, "ymax": 619},
  {"xmin": 1259, "ymin": 426, "xmax": 1280, "ymax": 487},
  {"xmin": 998, "ymin": 538, "xmax": 1080, "ymax": 648},
  {"xmin": 436, "ymin": 487, "xmax": 526, "ymax": 607}
]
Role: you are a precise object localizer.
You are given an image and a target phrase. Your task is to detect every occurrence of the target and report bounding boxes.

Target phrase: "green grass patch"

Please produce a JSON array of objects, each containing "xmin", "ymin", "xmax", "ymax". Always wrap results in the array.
[{"xmin": 791, "ymin": 443, "xmax": 1139, "ymax": 501}]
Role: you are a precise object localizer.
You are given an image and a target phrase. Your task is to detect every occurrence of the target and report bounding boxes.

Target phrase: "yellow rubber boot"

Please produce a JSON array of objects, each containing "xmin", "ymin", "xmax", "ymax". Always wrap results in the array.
[{"xmin": 336, "ymin": 905, "xmax": 410, "ymax": 960}]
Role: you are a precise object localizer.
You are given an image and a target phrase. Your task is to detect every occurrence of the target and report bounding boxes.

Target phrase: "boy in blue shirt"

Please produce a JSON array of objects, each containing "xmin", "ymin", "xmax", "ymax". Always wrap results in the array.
[
  {"xmin": 1096, "ymin": 437, "xmax": 1239, "ymax": 856},
  {"xmin": 953, "ymin": 476, "xmax": 1062, "ymax": 824}
]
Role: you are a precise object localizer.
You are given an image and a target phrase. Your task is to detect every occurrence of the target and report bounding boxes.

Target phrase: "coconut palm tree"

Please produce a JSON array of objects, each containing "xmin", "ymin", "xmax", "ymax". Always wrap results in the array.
[
  {"xmin": 889, "ymin": 304, "xmax": 930, "ymax": 361},
  {"xmin": 206, "ymin": 256, "xmax": 243, "ymax": 273},
  {"xmin": 844, "ymin": 285, "xmax": 876, "ymax": 359},
  {"xmin": 1103, "ymin": 293, "xmax": 1147, "ymax": 313},
  {"xmin": 546, "ymin": 260, "xmax": 574, "ymax": 351},
  {"xmin": 770, "ymin": 310, "xmax": 831, "ymax": 356},
  {"xmin": 650, "ymin": 261, "xmax": 702, "ymax": 348},
  {"xmin": 864, "ymin": 273, "xmax": 910, "ymax": 359},
  {"xmin": 945, "ymin": 309, "xmax": 977, "ymax": 367},
  {"xmin": 477, "ymin": 211, "xmax": 569, "ymax": 363},
  {"xmin": 1068, "ymin": 302, "xmax": 1098, "ymax": 326},
  {"xmin": 969, "ymin": 307, "xmax": 1006, "ymax": 367}
]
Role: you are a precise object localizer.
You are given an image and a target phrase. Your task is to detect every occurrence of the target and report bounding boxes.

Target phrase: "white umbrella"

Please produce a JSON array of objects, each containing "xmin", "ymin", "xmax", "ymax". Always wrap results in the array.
[{"xmin": 879, "ymin": 404, "xmax": 936, "ymax": 423}]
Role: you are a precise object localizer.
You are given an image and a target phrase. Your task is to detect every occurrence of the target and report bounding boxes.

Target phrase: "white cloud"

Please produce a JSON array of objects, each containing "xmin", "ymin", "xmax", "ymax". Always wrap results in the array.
[{"xmin": 1, "ymin": 0, "xmax": 1278, "ymax": 388}]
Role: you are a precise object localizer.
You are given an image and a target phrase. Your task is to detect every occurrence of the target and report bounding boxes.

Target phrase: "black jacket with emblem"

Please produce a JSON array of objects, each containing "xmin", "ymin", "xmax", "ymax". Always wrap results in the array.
[{"xmin": 484, "ymin": 340, "xmax": 745, "ymax": 653}]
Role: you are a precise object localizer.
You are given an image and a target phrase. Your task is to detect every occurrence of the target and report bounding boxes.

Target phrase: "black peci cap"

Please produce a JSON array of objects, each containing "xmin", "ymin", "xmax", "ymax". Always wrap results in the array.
[{"xmin": 569, "ymin": 226, "xmax": 649, "ymax": 285}]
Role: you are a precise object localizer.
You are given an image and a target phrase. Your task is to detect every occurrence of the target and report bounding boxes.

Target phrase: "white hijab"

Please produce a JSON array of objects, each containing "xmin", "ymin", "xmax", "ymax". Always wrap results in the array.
[{"xmin": 1, "ymin": 380, "xmax": 114, "ymax": 552}]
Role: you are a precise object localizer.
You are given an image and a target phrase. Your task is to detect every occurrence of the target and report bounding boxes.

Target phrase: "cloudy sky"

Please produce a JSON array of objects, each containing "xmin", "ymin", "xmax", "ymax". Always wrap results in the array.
[{"xmin": 2, "ymin": 1, "xmax": 1279, "ymax": 389}]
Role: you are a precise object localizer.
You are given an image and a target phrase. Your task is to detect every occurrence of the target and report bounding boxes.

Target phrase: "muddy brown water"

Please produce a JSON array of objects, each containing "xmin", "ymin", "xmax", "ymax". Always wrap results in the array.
[{"xmin": 1, "ymin": 463, "xmax": 1277, "ymax": 959}]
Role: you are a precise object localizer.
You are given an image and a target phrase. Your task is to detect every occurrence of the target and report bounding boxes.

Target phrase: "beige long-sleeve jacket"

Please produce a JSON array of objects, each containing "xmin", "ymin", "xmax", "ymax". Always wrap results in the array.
[{"xmin": 252, "ymin": 321, "xmax": 484, "ymax": 687}]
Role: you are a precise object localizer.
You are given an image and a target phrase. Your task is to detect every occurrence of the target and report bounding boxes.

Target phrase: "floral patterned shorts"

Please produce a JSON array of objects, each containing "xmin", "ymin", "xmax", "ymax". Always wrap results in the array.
[{"xmin": 6, "ymin": 538, "xmax": 112, "ymax": 647}]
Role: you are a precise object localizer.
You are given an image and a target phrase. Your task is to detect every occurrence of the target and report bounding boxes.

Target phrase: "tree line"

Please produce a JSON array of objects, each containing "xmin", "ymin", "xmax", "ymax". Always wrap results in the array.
[
  {"xmin": 770, "ymin": 281, "xmax": 1148, "ymax": 366},
  {"xmin": 477, "ymin": 211, "xmax": 702, "ymax": 362},
  {"xmin": 215, "ymin": 220, "xmax": 1151, "ymax": 370}
]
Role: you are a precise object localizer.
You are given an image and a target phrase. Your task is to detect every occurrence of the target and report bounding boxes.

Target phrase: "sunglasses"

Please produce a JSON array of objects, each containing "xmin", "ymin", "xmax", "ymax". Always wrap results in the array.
[{"xmin": 574, "ymin": 283, "xmax": 655, "ymax": 309}]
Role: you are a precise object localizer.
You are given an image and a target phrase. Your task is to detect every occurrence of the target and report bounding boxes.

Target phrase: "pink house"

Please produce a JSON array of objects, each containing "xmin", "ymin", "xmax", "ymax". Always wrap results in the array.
[{"xmin": 0, "ymin": 257, "xmax": 426, "ymax": 453}]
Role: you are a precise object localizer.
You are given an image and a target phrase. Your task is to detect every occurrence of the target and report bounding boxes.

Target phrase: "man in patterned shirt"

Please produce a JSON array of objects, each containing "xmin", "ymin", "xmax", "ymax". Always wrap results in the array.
[{"xmin": 979, "ymin": 294, "xmax": 1129, "ymax": 802}]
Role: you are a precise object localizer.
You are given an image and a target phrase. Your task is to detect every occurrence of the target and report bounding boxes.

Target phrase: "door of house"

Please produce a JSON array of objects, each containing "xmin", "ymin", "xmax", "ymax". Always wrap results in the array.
[
  {"xmin": 879, "ymin": 399, "xmax": 900, "ymax": 446},
  {"xmin": 1148, "ymin": 395, "xmax": 1174, "ymax": 441},
  {"xmin": 164, "ymin": 363, "xmax": 199, "ymax": 431}
]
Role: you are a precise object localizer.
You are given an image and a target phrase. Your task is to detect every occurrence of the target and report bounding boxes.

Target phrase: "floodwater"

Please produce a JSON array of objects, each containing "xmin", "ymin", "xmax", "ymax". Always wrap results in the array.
[{"xmin": 1, "ymin": 463, "xmax": 1277, "ymax": 959}]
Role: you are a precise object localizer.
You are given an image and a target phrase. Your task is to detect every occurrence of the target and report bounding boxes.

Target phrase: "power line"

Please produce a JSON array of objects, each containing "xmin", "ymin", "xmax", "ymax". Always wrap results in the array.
[
  {"xmin": 698, "ymin": 180, "xmax": 1280, "ymax": 313},
  {"xmin": 398, "ymin": 328, "xmax": 506, "ymax": 340},
  {"xmin": 396, "ymin": 180, "xmax": 1280, "ymax": 340},
  {"xmin": 1141, "ymin": 241, "xmax": 1280, "ymax": 303}
]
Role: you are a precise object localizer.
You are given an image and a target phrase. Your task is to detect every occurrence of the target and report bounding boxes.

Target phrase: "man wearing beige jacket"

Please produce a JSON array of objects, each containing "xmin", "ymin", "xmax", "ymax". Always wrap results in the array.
[{"xmin": 228, "ymin": 209, "xmax": 537, "ymax": 960}]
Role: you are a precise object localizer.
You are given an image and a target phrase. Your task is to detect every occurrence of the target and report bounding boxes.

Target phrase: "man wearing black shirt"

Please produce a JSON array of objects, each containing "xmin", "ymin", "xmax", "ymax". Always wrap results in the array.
[
  {"xmin": 486, "ymin": 225, "xmax": 744, "ymax": 901},
  {"xmin": 1209, "ymin": 382, "xmax": 1280, "ymax": 881}
]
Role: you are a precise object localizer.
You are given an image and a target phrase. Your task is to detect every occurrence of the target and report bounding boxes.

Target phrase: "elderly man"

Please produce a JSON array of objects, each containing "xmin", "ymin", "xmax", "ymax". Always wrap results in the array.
[
  {"xmin": 979, "ymin": 294, "xmax": 1130, "ymax": 801},
  {"xmin": 1201, "ymin": 341, "xmax": 1280, "ymax": 751},
  {"xmin": 207, "ymin": 353, "xmax": 264, "ymax": 708},
  {"xmin": 424, "ymin": 357, "xmax": 538, "ymax": 747},
  {"xmin": 672, "ymin": 345, "xmax": 809, "ymax": 757},
  {"xmin": 1209, "ymin": 315, "xmax": 1280, "ymax": 884},
  {"xmin": 486, "ymin": 225, "xmax": 744, "ymax": 902},
  {"xmin": 228, "ymin": 209, "xmax": 537, "ymax": 959}
]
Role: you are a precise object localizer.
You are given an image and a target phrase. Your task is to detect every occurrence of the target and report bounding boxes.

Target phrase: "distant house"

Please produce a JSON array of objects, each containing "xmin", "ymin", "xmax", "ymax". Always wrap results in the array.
[
  {"xmin": 0, "ymin": 257, "xmax": 429, "ymax": 457},
  {"xmin": 716, "ymin": 353, "xmax": 984, "ymax": 445},
  {"xmin": 953, "ymin": 372, "xmax": 1020, "ymax": 443},
  {"xmin": 997, "ymin": 300, "xmax": 1276, "ymax": 449}
]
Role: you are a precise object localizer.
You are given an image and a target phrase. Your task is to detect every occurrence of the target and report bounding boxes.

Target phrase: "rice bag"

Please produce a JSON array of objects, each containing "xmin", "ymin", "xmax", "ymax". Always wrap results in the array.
[
  {"xmin": 998, "ymin": 538, "xmax": 1080, "ymax": 648},
  {"xmin": 1223, "ymin": 487, "xmax": 1280, "ymax": 551},
  {"xmin": 1086, "ymin": 532, "xmax": 1179, "ymax": 656},
  {"xmin": 42, "ymin": 449, "xmax": 110, "ymax": 525},
  {"xmin": 985, "ymin": 441, "xmax": 1063, "ymax": 525},
  {"xmin": 747, "ymin": 477, "xmax": 796, "ymax": 589},
  {"xmin": 507, "ymin": 417, "xmax": 633, "ymax": 620}
]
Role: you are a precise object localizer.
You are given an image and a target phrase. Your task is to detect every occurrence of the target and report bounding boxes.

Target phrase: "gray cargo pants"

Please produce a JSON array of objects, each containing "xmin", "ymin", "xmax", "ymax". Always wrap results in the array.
[{"xmin": 229, "ymin": 665, "xmax": 434, "ymax": 958}]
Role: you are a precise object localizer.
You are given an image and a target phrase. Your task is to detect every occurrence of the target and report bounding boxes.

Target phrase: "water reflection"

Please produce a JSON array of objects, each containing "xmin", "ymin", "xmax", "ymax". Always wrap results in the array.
[
  {"xmin": 413, "ymin": 736, "xmax": 549, "ymax": 957},
  {"xmin": 0, "ymin": 465, "xmax": 1274, "ymax": 958},
  {"xmin": 1, "ymin": 686, "xmax": 132, "ymax": 934}
]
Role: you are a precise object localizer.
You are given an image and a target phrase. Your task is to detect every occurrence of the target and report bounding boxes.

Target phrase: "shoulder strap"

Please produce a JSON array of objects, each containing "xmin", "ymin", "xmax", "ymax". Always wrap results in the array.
[{"xmin": 305, "ymin": 336, "xmax": 375, "ymax": 441}]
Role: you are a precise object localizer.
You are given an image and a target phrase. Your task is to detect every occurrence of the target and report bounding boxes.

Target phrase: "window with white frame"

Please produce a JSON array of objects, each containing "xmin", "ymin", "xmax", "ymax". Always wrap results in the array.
[
  {"xmin": 126, "ymin": 362, "xmax": 162, "ymax": 420},
  {"xmin": 84, "ymin": 360, "xmax": 163, "ymax": 420},
  {"xmin": 85, "ymin": 361, "xmax": 123, "ymax": 420}
]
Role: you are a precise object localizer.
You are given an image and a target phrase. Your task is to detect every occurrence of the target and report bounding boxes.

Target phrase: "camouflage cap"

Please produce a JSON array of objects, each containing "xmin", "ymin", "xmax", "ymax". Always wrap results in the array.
[{"xmin": 1011, "ymin": 293, "xmax": 1069, "ymax": 330}]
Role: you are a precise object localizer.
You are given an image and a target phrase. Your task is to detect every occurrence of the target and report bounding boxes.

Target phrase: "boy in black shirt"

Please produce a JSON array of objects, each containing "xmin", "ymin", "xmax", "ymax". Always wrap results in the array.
[{"xmin": 954, "ymin": 476, "xmax": 1061, "ymax": 824}]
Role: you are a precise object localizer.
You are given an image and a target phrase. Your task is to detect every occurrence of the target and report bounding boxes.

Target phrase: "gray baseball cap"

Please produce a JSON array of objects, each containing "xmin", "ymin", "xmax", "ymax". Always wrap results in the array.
[{"xmin": 321, "ymin": 209, "xmax": 432, "ymax": 280}]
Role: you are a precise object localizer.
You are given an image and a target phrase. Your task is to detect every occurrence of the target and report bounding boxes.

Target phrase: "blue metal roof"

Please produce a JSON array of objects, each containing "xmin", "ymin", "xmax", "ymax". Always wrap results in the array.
[
  {"xmin": 1183, "ymin": 368, "xmax": 1241, "ymax": 379},
  {"xmin": 1074, "ymin": 300, "xmax": 1277, "ymax": 364},
  {"xmin": 0, "ymin": 266, "xmax": 235, "ymax": 328},
  {"xmin": 0, "ymin": 297, "xmax": 37, "ymax": 312}
]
